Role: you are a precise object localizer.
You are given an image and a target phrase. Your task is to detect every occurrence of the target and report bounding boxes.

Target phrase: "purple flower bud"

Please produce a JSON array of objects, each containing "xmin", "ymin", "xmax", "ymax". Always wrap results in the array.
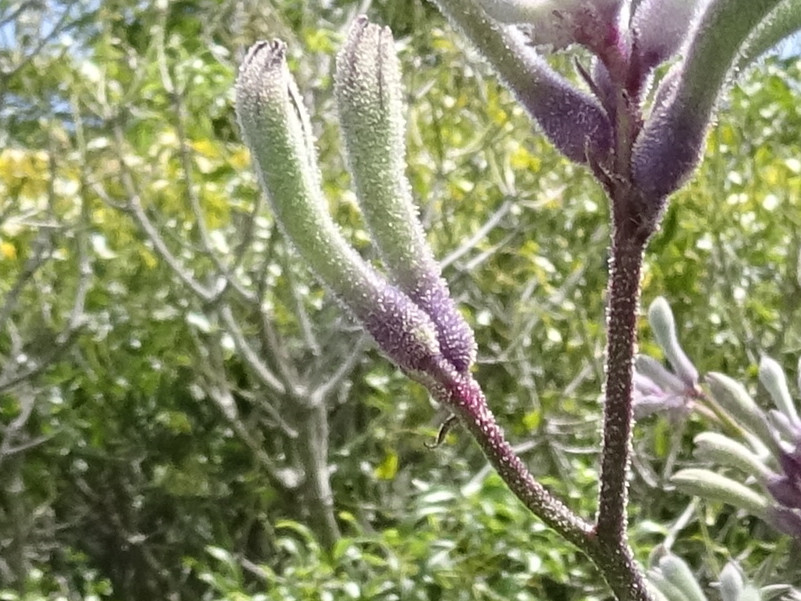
[
  {"xmin": 767, "ymin": 476, "xmax": 801, "ymax": 510},
  {"xmin": 779, "ymin": 447, "xmax": 801, "ymax": 482},
  {"xmin": 631, "ymin": 380, "xmax": 689, "ymax": 419},
  {"xmin": 632, "ymin": 0, "xmax": 786, "ymax": 198},
  {"xmin": 363, "ymin": 283, "xmax": 446, "ymax": 375},
  {"xmin": 632, "ymin": 0, "xmax": 709, "ymax": 71},
  {"xmin": 408, "ymin": 273, "xmax": 476, "ymax": 373},
  {"xmin": 521, "ymin": 55, "xmax": 614, "ymax": 163},
  {"xmin": 430, "ymin": 0, "xmax": 613, "ymax": 164},
  {"xmin": 631, "ymin": 101, "xmax": 708, "ymax": 199},
  {"xmin": 766, "ymin": 506, "xmax": 801, "ymax": 538},
  {"xmin": 636, "ymin": 354, "xmax": 688, "ymax": 394}
]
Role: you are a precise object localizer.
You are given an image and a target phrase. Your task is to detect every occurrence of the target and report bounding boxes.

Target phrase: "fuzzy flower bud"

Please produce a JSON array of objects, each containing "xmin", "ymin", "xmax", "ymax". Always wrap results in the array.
[
  {"xmin": 235, "ymin": 40, "xmax": 443, "ymax": 374},
  {"xmin": 632, "ymin": 0, "xmax": 709, "ymax": 71},
  {"xmin": 632, "ymin": 355, "xmax": 694, "ymax": 418},
  {"xmin": 766, "ymin": 475, "xmax": 801, "ymax": 510},
  {"xmin": 692, "ymin": 432, "xmax": 774, "ymax": 482},
  {"xmin": 718, "ymin": 562, "xmax": 745, "ymax": 601},
  {"xmin": 647, "ymin": 297, "xmax": 699, "ymax": 388},
  {"xmin": 706, "ymin": 372, "xmax": 782, "ymax": 458},
  {"xmin": 431, "ymin": 0, "xmax": 613, "ymax": 164},
  {"xmin": 632, "ymin": 0, "xmax": 785, "ymax": 198},
  {"xmin": 657, "ymin": 554, "xmax": 708, "ymax": 601},
  {"xmin": 766, "ymin": 506, "xmax": 801, "ymax": 538},
  {"xmin": 671, "ymin": 468, "xmax": 770, "ymax": 516},
  {"xmin": 759, "ymin": 355, "xmax": 801, "ymax": 428},
  {"xmin": 335, "ymin": 17, "xmax": 476, "ymax": 372},
  {"xmin": 476, "ymin": 0, "xmax": 623, "ymax": 49}
]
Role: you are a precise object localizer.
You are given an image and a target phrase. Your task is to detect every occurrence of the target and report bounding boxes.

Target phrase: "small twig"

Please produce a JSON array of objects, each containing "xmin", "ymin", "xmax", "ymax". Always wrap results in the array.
[
  {"xmin": 0, "ymin": 387, "xmax": 37, "ymax": 467},
  {"xmin": 431, "ymin": 367, "xmax": 595, "ymax": 550},
  {"xmin": 218, "ymin": 304, "xmax": 287, "ymax": 395},
  {"xmin": 314, "ymin": 334, "xmax": 369, "ymax": 399},
  {"xmin": 155, "ymin": 18, "xmax": 258, "ymax": 304},
  {"xmin": 440, "ymin": 199, "xmax": 513, "ymax": 269},
  {"xmin": 110, "ymin": 122, "xmax": 216, "ymax": 302}
]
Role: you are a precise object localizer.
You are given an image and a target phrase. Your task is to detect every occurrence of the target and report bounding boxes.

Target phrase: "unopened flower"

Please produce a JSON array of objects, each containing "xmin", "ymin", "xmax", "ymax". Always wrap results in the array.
[
  {"xmin": 767, "ymin": 473, "xmax": 801, "ymax": 510},
  {"xmin": 632, "ymin": 0, "xmax": 709, "ymax": 71},
  {"xmin": 431, "ymin": 0, "xmax": 614, "ymax": 164},
  {"xmin": 235, "ymin": 39, "xmax": 446, "ymax": 376},
  {"xmin": 632, "ymin": 0, "xmax": 787, "ymax": 198},
  {"xmin": 632, "ymin": 355, "xmax": 695, "ymax": 419},
  {"xmin": 476, "ymin": 0, "xmax": 623, "ymax": 49},
  {"xmin": 335, "ymin": 17, "xmax": 476, "ymax": 372},
  {"xmin": 760, "ymin": 356, "xmax": 801, "ymax": 430},
  {"xmin": 647, "ymin": 297, "xmax": 699, "ymax": 388}
]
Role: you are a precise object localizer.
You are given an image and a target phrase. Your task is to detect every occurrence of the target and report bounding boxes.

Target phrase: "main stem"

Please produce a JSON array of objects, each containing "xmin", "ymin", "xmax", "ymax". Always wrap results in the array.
[{"xmin": 593, "ymin": 207, "xmax": 652, "ymax": 601}]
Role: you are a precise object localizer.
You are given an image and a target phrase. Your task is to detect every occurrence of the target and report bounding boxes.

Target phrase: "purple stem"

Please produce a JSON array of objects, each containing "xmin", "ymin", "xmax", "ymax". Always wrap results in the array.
[
  {"xmin": 430, "ymin": 365, "xmax": 594, "ymax": 549},
  {"xmin": 597, "ymin": 230, "xmax": 645, "ymax": 541},
  {"xmin": 431, "ymin": 359, "xmax": 654, "ymax": 601},
  {"xmin": 594, "ymin": 222, "xmax": 651, "ymax": 601}
]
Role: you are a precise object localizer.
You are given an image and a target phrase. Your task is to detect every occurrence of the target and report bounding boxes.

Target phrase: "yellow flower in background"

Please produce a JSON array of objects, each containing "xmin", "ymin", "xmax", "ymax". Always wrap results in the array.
[{"xmin": 1, "ymin": 241, "xmax": 17, "ymax": 260}]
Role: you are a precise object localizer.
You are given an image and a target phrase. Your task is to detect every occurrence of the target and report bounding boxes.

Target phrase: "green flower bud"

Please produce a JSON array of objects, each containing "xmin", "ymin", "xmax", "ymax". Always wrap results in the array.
[
  {"xmin": 648, "ymin": 570, "xmax": 693, "ymax": 601},
  {"xmin": 236, "ymin": 41, "xmax": 370, "ymax": 309},
  {"xmin": 647, "ymin": 297, "xmax": 698, "ymax": 387},
  {"xmin": 759, "ymin": 355, "xmax": 800, "ymax": 427},
  {"xmin": 671, "ymin": 468, "xmax": 769, "ymax": 516},
  {"xmin": 235, "ymin": 40, "xmax": 443, "ymax": 374},
  {"xmin": 335, "ymin": 17, "xmax": 476, "ymax": 372},
  {"xmin": 706, "ymin": 372, "xmax": 782, "ymax": 458},
  {"xmin": 693, "ymin": 432, "xmax": 774, "ymax": 482},
  {"xmin": 737, "ymin": 0, "xmax": 801, "ymax": 70},
  {"xmin": 658, "ymin": 554, "xmax": 708, "ymax": 601},
  {"xmin": 718, "ymin": 563, "xmax": 745, "ymax": 601}
]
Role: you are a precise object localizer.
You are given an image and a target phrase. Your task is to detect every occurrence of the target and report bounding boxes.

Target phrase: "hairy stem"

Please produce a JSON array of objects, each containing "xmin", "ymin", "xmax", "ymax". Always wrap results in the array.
[
  {"xmin": 592, "ymin": 196, "xmax": 652, "ymax": 601},
  {"xmin": 436, "ymin": 370, "xmax": 595, "ymax": 549},
  {"xmin": 441, "ymin": 358, "xmax": 654, "ymax": 601},
  {"xmin": 597, "ymin": 230, "xmax": 644, "ymax": 540}
]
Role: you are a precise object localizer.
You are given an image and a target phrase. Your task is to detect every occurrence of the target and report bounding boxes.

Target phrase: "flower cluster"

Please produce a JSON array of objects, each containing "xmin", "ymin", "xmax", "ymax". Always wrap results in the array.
[
  {"xmin": 637, "ymin": 297, "xmax": 801, "ymax": 537},
  {"xmin": 436, "ymin": 0, "xmax": 798, "ymax": 207},
  {"xmin": 235, "ymin": 20, "xmax": 475, "ymax": 384},
  {"xmin": 646, "ymin": 550, "xmax": 798, "ymax": 601}
]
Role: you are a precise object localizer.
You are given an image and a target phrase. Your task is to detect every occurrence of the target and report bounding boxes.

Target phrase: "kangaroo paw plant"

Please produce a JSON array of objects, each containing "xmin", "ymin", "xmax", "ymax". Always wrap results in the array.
[
  {"xmin": 235, "ymin": 2, "xmax": 801, "ymax": 600},
  {"xmin": 637, "ymin": 297, "xmax": 801, "ymax": 538}
]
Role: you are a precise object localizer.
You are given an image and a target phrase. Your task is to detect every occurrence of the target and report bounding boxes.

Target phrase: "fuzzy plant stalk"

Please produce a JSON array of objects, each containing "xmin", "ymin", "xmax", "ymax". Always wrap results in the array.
[{"xmin": 235, "ymin": 2, "xmax": 801, "ymax": 600}]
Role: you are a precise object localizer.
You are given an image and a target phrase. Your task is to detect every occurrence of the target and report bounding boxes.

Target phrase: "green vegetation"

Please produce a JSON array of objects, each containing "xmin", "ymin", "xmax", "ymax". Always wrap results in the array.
[{"xmin": 1, "ymin": 1, "xmax": 800, "ymax": 599}]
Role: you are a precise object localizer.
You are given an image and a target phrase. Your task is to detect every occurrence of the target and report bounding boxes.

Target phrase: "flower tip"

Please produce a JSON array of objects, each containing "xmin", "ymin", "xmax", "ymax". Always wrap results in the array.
[{"xmin": 237, "ymin": 40, "xmax": 287, "ymax": 91}]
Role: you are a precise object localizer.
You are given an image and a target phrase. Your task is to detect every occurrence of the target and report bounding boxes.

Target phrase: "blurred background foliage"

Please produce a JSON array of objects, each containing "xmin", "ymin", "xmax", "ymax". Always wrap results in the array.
[{"xmin": 0, "ymin": 0, "xmax": 800, "ymax": 599}]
